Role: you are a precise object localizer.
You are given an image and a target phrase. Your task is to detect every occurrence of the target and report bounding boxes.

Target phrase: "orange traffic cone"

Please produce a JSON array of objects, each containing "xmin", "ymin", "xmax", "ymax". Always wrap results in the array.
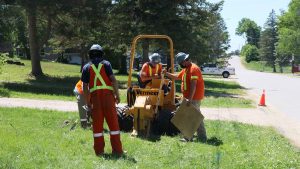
[{"xmin": 258, "ymin": 89, "xmax": 266, "ymax": 106}]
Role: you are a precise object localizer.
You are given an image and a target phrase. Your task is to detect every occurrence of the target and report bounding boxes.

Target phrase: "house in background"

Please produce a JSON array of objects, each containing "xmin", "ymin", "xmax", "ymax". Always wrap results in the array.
[
  {"xmin": 64, "ymin": 53, "xmax": 81, "ymax": 65},
  {"xmin": 41, "ymin": 47, "xmax": 82, "ymax": 65}
]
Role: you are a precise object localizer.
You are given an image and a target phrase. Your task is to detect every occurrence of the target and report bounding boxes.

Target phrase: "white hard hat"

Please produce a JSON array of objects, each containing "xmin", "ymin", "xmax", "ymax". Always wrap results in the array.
[
  {"xmin": 176, "ymin": 52, "xmax": 189, "ymax": 64},
  {"xmin": 89, "ymin": 44, "xmax": 103, "ymax": 52},
  {"xmin": 149, "ymin": 53, "xmax": 161, "ymax": 64}
]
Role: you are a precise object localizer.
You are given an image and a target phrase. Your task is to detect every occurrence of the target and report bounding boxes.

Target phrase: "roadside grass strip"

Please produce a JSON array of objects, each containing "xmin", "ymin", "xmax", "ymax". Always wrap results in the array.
[
  {"xmin": 240, "ymin": 56, "xmax": 291, "ymax": 74},
  {"xmin": 0, "ymin": 59, "xmax": 254, "ymax": 108},
  {"xmin": 0, "ymin": 107, "xmax": 299, "ymax": 168}
]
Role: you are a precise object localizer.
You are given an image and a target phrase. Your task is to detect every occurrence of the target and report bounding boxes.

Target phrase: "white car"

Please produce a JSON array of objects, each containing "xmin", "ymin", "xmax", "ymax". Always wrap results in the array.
[{"xmin": 200, "ymin": 63, "xmax": 235, "ymax": 78}]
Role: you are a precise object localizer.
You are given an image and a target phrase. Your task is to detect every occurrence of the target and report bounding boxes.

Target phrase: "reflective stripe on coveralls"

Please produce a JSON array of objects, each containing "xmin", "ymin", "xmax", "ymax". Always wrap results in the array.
[
  {"xmin": 183, "ymin": 73, "xmax": 198, "ymax": 91},
  {"xmin": 110, "ymin": 131, "xmax": 120, "ymax": 135},
  {"xmin": 93, "ymin": 131, "xmax": 120, "ymax": 137},
  {"xmin": 183, "ymin": 72, "xmax": 187, "ymax": 90},
  {"xmin": 94, "ymin": 132, "xmax": 104, "ymax": 138},
  {"xmin": 90, "ymin": 64, "xmax": 113, "ymax": 92}
]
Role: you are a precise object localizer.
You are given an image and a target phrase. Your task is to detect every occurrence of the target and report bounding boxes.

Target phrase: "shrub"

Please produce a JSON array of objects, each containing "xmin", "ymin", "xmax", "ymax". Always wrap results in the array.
[
  {"xmin": 0, "ymin": 53, "xmax": 7, "ymax": 74},
  {"xmin": 241, "ymin": 44, "xmax": 259, "ymax": 63}
]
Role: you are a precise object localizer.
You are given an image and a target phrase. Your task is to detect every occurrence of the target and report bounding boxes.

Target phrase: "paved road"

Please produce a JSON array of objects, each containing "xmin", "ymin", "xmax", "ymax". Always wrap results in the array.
[
  {"xmin": 229, "ymin": 56, "xmax": 300, "ymax": 121},
  {"xmin": 229, "ymin": 56, "xmax": 300, "ymax": 147}
]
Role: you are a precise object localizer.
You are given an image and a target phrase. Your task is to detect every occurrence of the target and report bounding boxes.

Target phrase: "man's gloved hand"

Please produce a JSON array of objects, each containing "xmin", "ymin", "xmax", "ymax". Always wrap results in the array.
[
  {"xmin": 186, "ymin": 99, "xmax": 191, "ymax": 107},
  {"xmin": 73, "ymin": 89, "xmax": 80, "ymax": 100},
  {"xmin": 162, "ymin": 69, "xmax": 167, "ymax": 75},
  {"xmin": 153, "ymin": 74, "xmax": 161, "ymax": 79},
  {"xmin": 115, "ymin": 95, "xmax": 120, "ymax": 104},
  {"xmin": 83, "ymin": 104, "xmax": 92, "ymax": 113}
]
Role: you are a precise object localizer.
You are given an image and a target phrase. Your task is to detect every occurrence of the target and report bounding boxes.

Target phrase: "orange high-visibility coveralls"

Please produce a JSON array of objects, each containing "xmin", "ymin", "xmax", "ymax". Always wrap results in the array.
[{"xmin": 88, "ymin": 64, "xmax": 123, "ymax": 155}]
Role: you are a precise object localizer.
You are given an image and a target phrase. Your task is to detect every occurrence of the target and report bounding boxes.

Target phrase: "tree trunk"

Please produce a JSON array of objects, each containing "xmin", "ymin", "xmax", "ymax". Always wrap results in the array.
[
  {"xmin": 24, "ymin": 44, "xmax": 31, "ymax": 59},
  {"xmin": 27, "ymin": 3, "xmax": 43, "ymax": 76},
  {"xmin": 80, "ymin": 44, "xmax": 88, "ymax": 73},
  {"xmin": 280, "ymin": 64, "xmax": 283, "ymax": 73},
  {"xmin": 118, "ymin": 55, "xmax": 127, "ymax": 74},
  {"xmin": 142, "ymin": 39, "xmax": 149, "ymax": 63},
  {"xmin": 272, "ymin": 63, "xmax": 276, "ymax": 73}
]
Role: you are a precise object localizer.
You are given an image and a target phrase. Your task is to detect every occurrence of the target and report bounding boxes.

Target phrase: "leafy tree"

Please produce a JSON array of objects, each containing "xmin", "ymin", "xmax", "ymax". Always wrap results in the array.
[
  {"xmin": 49, "ymin": 0, "xmax": 112, "ymax": 69},
  {"xmin": 236, "ymin": 18, "xmax": 261, "ymax": 48},
  {"xmin": 241, "ymin": 44, "xmax": 259, "ymax": 63},
  {"xmin": 259, "ymin": 9, "xmax": 278, "ymax": 72},
  {"xmin": 172, "ymin": 0, "xmax": 224, "ymax": 65},
  {"xmin": 109, "ymin": 0, "xmax": 227, "ymax": 66},
  {"xmin": 277, "ymin": 0, "xmax": 300, "ymax": 64},
  {"xmin": 206, "ymin": 12, "xmax": 230, "ymax": 63},
  {"xmin": 2, "ymin": 0, "xmax": 75, "ymax": 76},
  {"xmin": 1, "ymin": 0, "xmax": 229, "ymax": 75},
  {"xmin": 0, "ymin": 3, "xmax": 28, "ymax": 57}
]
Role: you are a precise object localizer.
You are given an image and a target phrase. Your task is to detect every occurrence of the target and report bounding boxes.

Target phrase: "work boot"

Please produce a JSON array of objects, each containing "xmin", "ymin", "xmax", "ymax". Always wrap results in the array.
[
  {"xmin": 179, "ymin": 137, "xmax": 192, "ymax": 142},
  {"xmin": 130, "ymin": 129, "xmax": 138, "ymax": 137},
  {"xmin": 197, "ymin": 136, "xmax": 207, "ymax": 143},
  {"xmin": 112, "ymin": 150, "xmax": 127, "ymax": 158}
]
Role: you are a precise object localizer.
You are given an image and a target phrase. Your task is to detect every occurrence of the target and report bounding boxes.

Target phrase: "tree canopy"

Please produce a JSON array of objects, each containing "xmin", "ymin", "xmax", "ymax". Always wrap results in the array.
[
  {"xmin": 259, "ymin": 9, "xmax": 278, "ymax": 72},
  {"xmin": 236, "ymin": 18, "xmax": 261, "ymax": 48},
  {"xmin": 277, "ymin": 0, "xmax": 300, "ymax": 63},
  {"xmin": 1, "ymin": 0, "xmax": 230, "ymax": 76}
]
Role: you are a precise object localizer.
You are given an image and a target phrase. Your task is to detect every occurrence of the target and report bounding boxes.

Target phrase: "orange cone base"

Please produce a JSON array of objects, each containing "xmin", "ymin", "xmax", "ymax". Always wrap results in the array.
[{"xmin": 258, "ymin": 94, "xmax": 266, "ymax": 106}]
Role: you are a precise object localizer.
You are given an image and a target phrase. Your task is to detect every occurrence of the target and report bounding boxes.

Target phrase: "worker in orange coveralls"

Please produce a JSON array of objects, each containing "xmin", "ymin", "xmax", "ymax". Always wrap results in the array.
[{"xmin": 81, "ymin": 44, "xmax": 123, "ymax": 156}]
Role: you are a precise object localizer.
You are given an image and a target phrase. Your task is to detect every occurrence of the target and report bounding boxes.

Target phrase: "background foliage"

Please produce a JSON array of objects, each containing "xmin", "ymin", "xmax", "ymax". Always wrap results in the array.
[{"xmin": 0, "ymin": 0, "xmax": 230, "ymax": 76}]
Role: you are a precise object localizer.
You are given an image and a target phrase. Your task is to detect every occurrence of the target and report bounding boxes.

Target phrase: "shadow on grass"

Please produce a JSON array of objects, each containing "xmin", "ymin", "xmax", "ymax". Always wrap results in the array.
[
  {"xmin": 138, "ymin": 134, "xmax": 161, "ymax": 142},
  {"xmin": 100, "ymin": 153, "xmax": 137, "ymax": 163},
  {"xmin": 175, "ymin": 79, "xmax": 245, "ymax": 98},
  {"xmin": 204, "ymin": 89, "xmax": 241, "ymax": 98},
  {"xmin": 1, "ymin": 75, "xmax": 80, "ymax": 97},
  {"xmin": 206, "ymin": 136, "xmax": 223, "ymax": 146},
  {"xmin": 204, "ymin": 80, "xmax": 244, "ymax": 89},
  {"xmin": 27, "ymin": 74, "xmax": 79, "ymax": 86},
  {"xmin": 203, "ymin": 75, "xmax": 234, "ymax": 79}
]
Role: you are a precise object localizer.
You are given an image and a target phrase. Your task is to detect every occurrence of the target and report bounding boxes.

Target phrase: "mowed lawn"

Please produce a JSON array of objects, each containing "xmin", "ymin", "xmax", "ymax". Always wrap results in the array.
[
  {"xmin": 0, "ymin": 107, "xmax": 299, "ymax": 168},
  {"xmin": 0, "ymin": 59, "xmax": 253, "ymax": 108},
  {"xmin": 240, "ymin": 55, "xmax": 291, "ymax": 74}
]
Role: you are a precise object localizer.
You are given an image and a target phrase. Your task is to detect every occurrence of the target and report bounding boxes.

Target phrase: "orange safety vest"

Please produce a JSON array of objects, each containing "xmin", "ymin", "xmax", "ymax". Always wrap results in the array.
[
  {"xmin": 89, "ymin": 64, "xmax": 113, "ymax": 93},
  {"xmin": 148, "ymin": 63, "xmax": 162, "ymax": 76}
]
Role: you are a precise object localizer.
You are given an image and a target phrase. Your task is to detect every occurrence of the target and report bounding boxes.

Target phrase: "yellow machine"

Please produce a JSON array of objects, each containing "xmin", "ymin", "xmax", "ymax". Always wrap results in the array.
[{"xmin": 125, "ymin": 35, "xmax": 178, "ymax": 137}]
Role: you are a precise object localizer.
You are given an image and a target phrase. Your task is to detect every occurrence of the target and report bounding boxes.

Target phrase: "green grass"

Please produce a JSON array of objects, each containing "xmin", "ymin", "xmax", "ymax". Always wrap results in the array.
[
  {"xmin": 0, "ymin": 59, "xmax": 253, "ymax": 107},
  {"xmin": 202, "ymin": 78, "xmax": 253, "ymax": 108},
  {"xmin": 240, "ymin": 56, "xmax": 291, "ymax": 73},
  {"xmin": 0, "ymin": 59, "xmax": 136, "ymax": 102},
  {"xmin": 0, "ymin": 107, "xmax": 299, "ymax": 168}
]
